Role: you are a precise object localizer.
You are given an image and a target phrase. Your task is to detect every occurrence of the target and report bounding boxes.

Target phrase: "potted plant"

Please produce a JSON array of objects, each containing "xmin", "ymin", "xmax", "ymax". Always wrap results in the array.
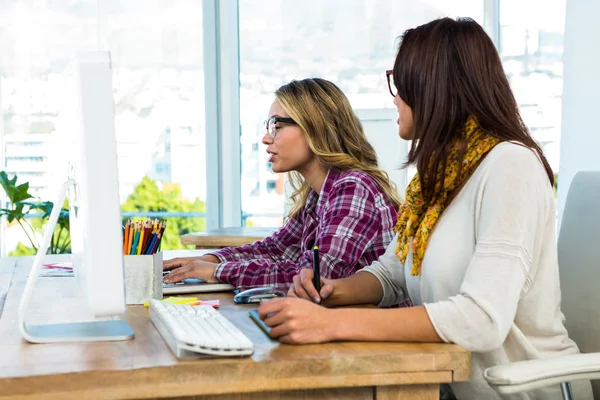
[{"xmin": 0, "ymin": 171, "xmax": 70, "ymax": 255}]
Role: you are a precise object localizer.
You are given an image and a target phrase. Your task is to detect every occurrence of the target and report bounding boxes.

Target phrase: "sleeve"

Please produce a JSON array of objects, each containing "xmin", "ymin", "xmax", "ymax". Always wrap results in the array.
[
  {"xmin": 423, "ymin": 148, "xmax": 552, "ymax": 352},
  {"xmin": 208, "ymin": 217, "xmax": 303, "ymax": 263},
  {"xmin": 359, "ymin": 233, "xmax": 408, "ymax": 307},
  {"xmin": 214, "ymin": 179, "xmax": 385, "ymax": 289}
]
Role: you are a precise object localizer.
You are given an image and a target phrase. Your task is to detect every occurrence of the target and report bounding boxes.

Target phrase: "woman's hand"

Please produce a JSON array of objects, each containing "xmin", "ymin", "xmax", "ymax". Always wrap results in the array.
[
  {"xmin": 163, "ymin": 254, "xmax": 220, "ymax": 270},
  {"xmin": 258, "ymin": 297, "xmax": 339, "ymax": 344},
  {"xmin": 163, "ymin": 258, "xmax": 220, "ymax": 283},
  {"xmin": 288, "ymin": 268, "xmax": 336, "ymax": 304}
]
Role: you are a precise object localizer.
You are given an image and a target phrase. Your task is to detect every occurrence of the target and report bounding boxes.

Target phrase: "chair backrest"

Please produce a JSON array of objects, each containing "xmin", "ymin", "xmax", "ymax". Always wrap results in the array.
[{"xmin": 558, "ymin": 170, "xmax": 600, "ymax": 397}]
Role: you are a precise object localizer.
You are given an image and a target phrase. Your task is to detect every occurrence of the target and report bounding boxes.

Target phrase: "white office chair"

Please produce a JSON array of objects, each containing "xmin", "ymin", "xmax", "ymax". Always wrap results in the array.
[{"xmin": 483, "ymin": 171, "xmax": 600, "ymax": 399}]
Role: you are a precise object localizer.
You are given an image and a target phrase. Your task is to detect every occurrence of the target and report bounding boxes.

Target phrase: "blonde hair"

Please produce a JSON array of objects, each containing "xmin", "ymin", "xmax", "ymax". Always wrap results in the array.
[{"xmin": 275, "ymin": 78, "xmax": 403, "ymax": 218}]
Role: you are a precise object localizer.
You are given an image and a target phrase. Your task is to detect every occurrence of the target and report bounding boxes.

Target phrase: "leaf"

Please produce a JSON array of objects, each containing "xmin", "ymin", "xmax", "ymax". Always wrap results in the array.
[
  {"xmin": 31, "ymin": 201, "xmax": 54, "ymax": 218},
  {"xmin": 13, "ymin": 181, "xmax": 34, "ymax": 203},
  {"xmin": 27, "ymin": 200, "xmax": 70, "ymax": 233},
  {"xmin": 0, "ymin": 171, "xmax": 34, "ymax": 204},
  {"xmin": 14, "ymin": 203, "xmax": 24, "ymax": 216},
  {"xmin": 0, "ymin": 171, "xmax": 16, "ymax": 202},
  {"xmin": 6, "ymin": 203, "xmax": 26, "ymax": 223}
]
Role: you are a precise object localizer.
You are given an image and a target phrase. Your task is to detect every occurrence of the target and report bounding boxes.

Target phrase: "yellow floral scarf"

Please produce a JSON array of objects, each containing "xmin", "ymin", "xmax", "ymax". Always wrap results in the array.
[{"xmin": 394, "ymin": 117, "xmax": 499, "ymax": 276}]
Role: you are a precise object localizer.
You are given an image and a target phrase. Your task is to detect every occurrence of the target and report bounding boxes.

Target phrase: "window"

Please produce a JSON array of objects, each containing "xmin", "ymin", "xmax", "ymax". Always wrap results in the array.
[
  {"xmin": 238, "ymin": 0, "xmax": 485, "ymax": 227},
  {"xmin": 499, "ymin": 0, "xmax": 565, "ymax": 175},
  {"xmin": 101, "ymin": 3, "xmax": 206, "ymax": 247},
  {"xmin": 6, "ymin": 156, "xmax": 45, "ymax": 162},
  {"xmin": 2, "ymin": 1, "xmax": 560, "ymax": 253},
  {"xmin": 0, "ymin": 1, "xmax": 206, "ymax": 255},
  {"xmin": 266, "ymin": 180, "xmax": 277, "ymax": 193}
]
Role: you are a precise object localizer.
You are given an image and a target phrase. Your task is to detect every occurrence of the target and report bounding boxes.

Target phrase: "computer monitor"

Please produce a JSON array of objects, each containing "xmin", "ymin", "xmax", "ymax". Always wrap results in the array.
[{"xmin": 17, "ymin": 51, "xmax": 134, "ymax": 343}]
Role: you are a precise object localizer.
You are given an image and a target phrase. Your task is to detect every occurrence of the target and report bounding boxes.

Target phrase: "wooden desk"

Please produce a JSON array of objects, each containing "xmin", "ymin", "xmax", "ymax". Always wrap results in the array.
[
  {"xmin": 0, "ymin": 255, "xmax": 470, "ymax": 400},
  {"xmin": 181, "ymin": 227, "xmax": 278, "ymax": 249}
]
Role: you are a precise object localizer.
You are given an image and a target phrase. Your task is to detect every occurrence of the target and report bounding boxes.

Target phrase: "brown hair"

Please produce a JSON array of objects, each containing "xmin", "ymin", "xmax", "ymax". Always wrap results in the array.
[
  {"xmin": 275, "ymin": 78, "xmax": 402, "ymax": 217},
  {"xmin": 393, "ymin": 17, "xmax": 554, "ymax": 201}
]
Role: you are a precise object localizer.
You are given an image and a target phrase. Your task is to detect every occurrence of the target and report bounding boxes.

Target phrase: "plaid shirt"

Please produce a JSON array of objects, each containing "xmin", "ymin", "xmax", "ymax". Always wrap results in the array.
[{"xmin": 211, "ymin": 169, "xmax": 397, "ymax": 289}]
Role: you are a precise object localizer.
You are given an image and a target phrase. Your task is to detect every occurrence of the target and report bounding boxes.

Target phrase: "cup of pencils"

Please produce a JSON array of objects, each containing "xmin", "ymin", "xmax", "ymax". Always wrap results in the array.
[{"xmin": 123, "ymin": 219, "xmax": 166, "ymax": 255}]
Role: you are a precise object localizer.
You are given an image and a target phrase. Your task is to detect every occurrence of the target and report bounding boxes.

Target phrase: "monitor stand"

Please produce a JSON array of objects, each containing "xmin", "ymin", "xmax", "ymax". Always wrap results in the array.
[{"xmin": 17, "ymin": 178, "xmax": 134, "ymax": 343}]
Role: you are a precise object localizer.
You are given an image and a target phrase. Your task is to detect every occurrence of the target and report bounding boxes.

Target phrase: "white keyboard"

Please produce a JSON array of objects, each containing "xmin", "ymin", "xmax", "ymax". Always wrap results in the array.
[{"xmin": 149, "ymin": 299, "xmax": 254, "ymax": 359}]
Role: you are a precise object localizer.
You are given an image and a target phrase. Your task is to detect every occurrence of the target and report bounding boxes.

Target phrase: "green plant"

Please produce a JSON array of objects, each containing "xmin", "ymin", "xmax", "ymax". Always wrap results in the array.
[
  {"xmin": 121, "ymin": 176, "xmax": 205, "ymax": 250},
  {"xmin": 0, "ymin": 171, "xmax": 71, "ymax": 254}
]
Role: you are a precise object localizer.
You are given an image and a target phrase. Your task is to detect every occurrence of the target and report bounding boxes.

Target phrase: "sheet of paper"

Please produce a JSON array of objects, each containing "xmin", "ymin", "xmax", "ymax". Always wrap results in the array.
[
  {"xmin": 39, "ymin": 268, "xmax": 74, "ymax": 277},
  {"xmin": 42, "ymin": 262, "xmax": 73, "ymax": 270}
]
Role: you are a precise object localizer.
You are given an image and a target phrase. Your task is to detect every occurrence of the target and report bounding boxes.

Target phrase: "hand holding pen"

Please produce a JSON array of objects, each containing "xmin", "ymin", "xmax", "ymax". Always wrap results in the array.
[
  {"xmin": 289, "ymin": 268, "xmax": 335, "ymax": 304},
  {"xmin": 288, "ymin": 246, "xmax": 335, "ymax": 304}
]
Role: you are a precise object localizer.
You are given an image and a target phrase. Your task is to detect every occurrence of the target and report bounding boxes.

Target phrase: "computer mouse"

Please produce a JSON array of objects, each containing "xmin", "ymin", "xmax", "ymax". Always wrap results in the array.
[{"xmin": 233, "ymin": 286, "xmax": 287, "ymax": 304}]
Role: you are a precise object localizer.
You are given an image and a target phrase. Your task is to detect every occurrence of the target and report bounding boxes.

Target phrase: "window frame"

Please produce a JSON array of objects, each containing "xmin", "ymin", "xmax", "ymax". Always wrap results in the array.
[{"xmin": 203, "ymin": 0, "xmax": 242, "ymax": 230}]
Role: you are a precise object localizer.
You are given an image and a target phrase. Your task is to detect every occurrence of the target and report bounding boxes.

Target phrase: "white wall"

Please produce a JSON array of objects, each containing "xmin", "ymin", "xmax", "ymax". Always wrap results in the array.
[
  {"xmin": 355, "ymin": 108, "xmax": 409, "ymax": 193},
  {"xmin": 557, "ymin": 0, "xmax": 600, "ymax": 226}
]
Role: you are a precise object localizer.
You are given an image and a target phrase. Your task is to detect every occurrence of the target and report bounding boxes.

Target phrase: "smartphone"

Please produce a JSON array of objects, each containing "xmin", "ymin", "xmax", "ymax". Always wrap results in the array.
[{"xmin": 249, "ymin": 309, "xmax": 273, "ymax": 339}]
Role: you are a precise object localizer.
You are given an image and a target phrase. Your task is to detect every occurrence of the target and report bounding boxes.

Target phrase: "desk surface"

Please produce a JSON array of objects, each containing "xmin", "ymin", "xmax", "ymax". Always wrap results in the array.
[
  {"xmin": 181, "ymin": 227, "xmax": 278, "ymax": 248},
  {"xmin": 0, "ymin": 254, "xmax": 470, "ymax": 400}
]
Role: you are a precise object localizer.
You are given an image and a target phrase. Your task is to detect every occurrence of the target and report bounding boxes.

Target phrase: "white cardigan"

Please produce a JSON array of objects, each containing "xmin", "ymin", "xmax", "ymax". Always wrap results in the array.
[{"xmin": 360, "ymin": 142, "xmax": 593, "ymax": 399}]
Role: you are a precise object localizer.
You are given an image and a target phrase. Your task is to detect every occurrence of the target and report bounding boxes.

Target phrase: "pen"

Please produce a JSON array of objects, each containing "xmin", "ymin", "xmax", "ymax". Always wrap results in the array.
[{"xmin": 313, "ymin": 245, "xmax": 321, "ymax": 294}]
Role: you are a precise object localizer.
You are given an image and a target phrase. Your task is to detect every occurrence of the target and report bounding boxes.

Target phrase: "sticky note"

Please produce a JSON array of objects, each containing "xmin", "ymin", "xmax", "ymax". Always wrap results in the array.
[
  {"xmin": 195, "ymin": 299, "xmax": 220, "ymax": 309},
  {"xmin": 144, "ymin": 296, "xmax": 198, "ymax": 307},
  {"xmin": 165, "ymin": 297, "xmax": 198, "ymax": 305}
]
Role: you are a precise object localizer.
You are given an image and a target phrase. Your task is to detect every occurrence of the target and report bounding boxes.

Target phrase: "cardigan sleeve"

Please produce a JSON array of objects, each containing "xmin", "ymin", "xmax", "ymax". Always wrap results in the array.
[{"xmin": 358, "ymin": 233, "xmax": 408, "ymax": 306}]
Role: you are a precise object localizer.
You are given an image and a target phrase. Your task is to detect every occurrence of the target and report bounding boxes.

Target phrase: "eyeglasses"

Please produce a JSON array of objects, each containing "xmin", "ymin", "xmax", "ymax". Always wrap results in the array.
[
  {"xmin": 386, "ymin": 69, "xmax": 397, "ymax": 98},
  {"xmin": 264, "ymin": 116, "xmax": 296, "ymax": 139}
]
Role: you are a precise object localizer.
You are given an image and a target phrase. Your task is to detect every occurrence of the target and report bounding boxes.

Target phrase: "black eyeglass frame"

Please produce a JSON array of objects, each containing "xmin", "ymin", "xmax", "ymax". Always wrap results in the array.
[{"xmin": 264, "ymin": 116, "xmax": 297, "ymax": 139}]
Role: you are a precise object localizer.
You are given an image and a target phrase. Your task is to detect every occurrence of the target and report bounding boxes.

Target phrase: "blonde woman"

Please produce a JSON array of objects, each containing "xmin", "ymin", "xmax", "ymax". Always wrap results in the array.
[{"xmin": 164, "ymin": 78, "xmax": 401, "ymax": 289}]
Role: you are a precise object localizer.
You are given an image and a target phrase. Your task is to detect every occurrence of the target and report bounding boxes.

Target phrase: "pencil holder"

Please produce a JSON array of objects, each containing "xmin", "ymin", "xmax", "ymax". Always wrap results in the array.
[{"xmin": 123, "ymin": 252, "xmax": 164, "ymax": 304}]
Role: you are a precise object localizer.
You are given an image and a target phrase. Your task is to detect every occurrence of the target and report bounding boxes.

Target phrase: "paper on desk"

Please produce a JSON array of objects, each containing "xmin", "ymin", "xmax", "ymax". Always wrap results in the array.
[
  {"xmin": 39, "ymin": 261, "xmax": 74, "ymax": 277},
  {"xmin": 39, "ymin": 268, "xmax": 74, "ymax": 277},
  {"xmin": 43, "ymin": 262, "xmax": 73, "ymax": 270}
]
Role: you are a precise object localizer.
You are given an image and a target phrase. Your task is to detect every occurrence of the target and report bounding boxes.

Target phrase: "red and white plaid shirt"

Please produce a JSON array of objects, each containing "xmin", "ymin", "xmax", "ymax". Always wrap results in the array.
[{"xmin": 211, "ymin": 169, "xmax": 397, "ymax": 289}]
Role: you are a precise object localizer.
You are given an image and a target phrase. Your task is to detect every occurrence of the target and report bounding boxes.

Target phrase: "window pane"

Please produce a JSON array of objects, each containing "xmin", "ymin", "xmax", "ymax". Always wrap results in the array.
[
  {"xmin": 101, "ymin": 1, "xmax": 206, "ymax": 251},
  {"xmin": 0, "ymin": 1, "xmax": 205, "ymax": 255},
  {"xmin": 0, "ymin": 1, "xmax": 99, "ymax": 255},
  {"xmin": 239, "ymin": 0, "xmax": 484, "ymax": 227},
  {"xmin": 499, "ymin": 0, "xmax": 565, "ymax": 177}
]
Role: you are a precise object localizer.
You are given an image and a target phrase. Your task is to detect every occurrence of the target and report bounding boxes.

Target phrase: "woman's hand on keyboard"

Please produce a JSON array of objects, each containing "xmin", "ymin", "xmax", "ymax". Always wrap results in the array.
[
  {"xmin": 288, "ymin": 268, "xmax": 335, "ymax": 304},
  {"xmin": 258, "ymin": 297, "xmax": 337, "ymax": 344},
  {"xmin": 162, "ymin": 259, "xmax": 220, "ymax": 284},
  {"xmin": 163, "ymin": 255, "xmax": 220, "ymax": 270}
]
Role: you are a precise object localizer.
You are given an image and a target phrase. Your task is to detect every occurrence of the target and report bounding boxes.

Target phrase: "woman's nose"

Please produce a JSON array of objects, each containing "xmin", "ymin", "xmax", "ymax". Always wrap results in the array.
[{"xmin": 262, "ymin": 132, "xmax": 273, "ymax": 145}]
